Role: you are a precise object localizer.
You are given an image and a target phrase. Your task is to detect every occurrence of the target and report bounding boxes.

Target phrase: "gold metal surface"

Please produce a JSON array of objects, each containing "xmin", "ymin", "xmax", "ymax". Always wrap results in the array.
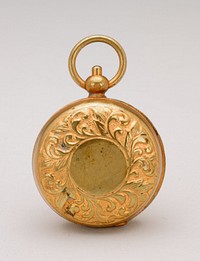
[
  {"xmin": 85, "ymin": 66, "xmax": 109, "ymax": 97},
  {"xmin": 33, "ymin": 35, "xmax": 165, "ymax": 228},
  {"xmin": 70, "ymin": 139, "xmax": 127, "ymax": 195},
  {"xmin": 68, "ymin": 35, "xmax": 127, "ymax": 89}
]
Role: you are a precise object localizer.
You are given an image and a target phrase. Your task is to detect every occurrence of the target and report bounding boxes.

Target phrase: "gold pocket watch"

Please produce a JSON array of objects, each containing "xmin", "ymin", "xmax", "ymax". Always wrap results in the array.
[{"xmin": 33, "ymin": 35, "xmax": 165, "ymax": 227}]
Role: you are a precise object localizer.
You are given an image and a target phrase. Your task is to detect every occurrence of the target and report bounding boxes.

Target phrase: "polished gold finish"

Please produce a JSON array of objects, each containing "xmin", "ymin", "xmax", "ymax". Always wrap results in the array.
[
  {"xmin": 85, "ymin": 66, "xmax": 109, "ymax": 97},
  {"xmin": 68, "ymin": 35, "xmax": 127, "ymax": 89},
  {"xmin": 33, "ymin": 35, "xmax": 165, "ymax": 228}
]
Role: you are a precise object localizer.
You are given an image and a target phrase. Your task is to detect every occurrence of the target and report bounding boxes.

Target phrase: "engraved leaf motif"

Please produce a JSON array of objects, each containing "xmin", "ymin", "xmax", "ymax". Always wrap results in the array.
[{"xmin": 39, "ymin": 105, "xmax": 158, "ymax": 225}]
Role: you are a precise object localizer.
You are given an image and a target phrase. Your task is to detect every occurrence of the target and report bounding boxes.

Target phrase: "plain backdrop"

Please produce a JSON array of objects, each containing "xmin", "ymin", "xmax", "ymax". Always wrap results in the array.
[{"xmin": 0, "ymin": 0, "xmax": 200, "ymax": 260}]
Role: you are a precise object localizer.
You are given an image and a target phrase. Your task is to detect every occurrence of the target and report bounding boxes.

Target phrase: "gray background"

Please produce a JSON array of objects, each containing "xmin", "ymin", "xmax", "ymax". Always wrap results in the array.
[{"xmin": 0, "ymin": 0, "xmax": 200, "ymax": 260}]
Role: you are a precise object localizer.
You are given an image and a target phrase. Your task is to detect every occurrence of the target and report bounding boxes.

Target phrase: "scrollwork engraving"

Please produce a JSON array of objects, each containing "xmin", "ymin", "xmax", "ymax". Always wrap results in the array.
[{"xmin": 38, "ymin": 104, "xmax": 159, "ymax": 225}]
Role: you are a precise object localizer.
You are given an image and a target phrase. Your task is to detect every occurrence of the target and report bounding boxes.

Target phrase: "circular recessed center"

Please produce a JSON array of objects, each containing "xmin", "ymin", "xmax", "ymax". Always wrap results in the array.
[{"xmin": 70, "ymin": 139, "xmax": 127, "ymax": 195}]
